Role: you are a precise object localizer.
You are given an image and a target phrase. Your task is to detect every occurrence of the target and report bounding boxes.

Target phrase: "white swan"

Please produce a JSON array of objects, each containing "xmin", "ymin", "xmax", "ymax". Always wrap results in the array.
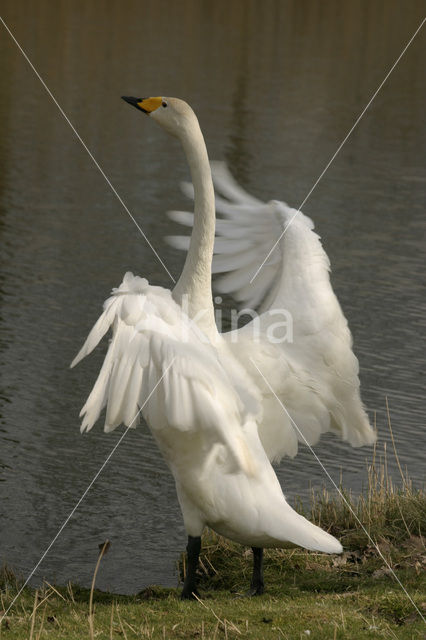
[{"xmin": 72, "ymin": 96, "xmax": 376, "ymax": 598}]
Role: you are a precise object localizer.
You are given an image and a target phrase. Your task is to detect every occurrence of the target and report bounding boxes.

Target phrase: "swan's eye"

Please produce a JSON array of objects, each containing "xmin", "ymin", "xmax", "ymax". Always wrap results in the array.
[{"xmin": 162, "ymin": 101, "xmax": 168, "ymax": 108}]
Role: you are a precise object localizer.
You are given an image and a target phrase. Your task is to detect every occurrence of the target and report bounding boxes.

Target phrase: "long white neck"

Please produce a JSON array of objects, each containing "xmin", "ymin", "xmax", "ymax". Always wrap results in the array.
[{"xmin": 172, "ymin": 120, "xmax": 217, "ymax": 339}]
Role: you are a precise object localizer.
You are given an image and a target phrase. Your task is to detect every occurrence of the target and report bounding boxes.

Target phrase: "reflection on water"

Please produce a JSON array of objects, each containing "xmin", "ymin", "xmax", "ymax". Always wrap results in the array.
[{"xmin": 0, "ymin": 0, "xmax": 425, "ymax": 592}]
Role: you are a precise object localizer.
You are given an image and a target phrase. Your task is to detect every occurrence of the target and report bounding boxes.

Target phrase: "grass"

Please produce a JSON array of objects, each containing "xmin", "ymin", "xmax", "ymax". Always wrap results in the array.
[{"xmin": 0, "ymin": 435, "xmax": 425, "ymax": 639}]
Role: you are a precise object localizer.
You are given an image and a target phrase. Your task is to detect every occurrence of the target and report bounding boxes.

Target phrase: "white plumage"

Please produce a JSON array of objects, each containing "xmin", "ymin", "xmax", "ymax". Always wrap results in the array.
[
  {"xmin": 73, "ymin": 96, "xmax": 375, "ymax": 595},
  {"xmin": 72, "ymin": 273, "xmax": 256, "ymax": 479},
  {"xmin": 167, "ymin": 161, "xmax": 376, "ymax": 463}
]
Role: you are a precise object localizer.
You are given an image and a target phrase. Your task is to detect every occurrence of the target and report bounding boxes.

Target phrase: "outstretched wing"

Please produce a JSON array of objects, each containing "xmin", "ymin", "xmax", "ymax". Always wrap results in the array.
[
  {"xmin": 71, "ymin": 272, "xmax": 256, "ymax": 475},
  {"xmin": 166, "ymin": 163, "xmax": 376, "ymax": 462},
  {"xmin": 167, "ymin": 162, "xmax": 302, "ymax": 311}
]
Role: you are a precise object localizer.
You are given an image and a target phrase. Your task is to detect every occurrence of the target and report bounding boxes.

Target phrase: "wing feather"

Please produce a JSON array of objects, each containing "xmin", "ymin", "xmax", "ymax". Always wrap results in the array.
[
  {"xmin": 72, "ymin": 273, "xmax": 261, "ymax": 475},
  {"xmin": 210, "ymin": 161, "xmax": 262, "ymax": 206},
  {"xmin": 165, "ymin": 164, "xmax": 376, "ymax": 462}
]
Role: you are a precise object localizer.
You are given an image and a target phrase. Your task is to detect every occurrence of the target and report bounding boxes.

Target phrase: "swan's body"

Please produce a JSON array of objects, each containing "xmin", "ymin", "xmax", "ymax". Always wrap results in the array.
[{"xmin": 72, "ymin": 96, "xmax": 375, "ymax": 596}]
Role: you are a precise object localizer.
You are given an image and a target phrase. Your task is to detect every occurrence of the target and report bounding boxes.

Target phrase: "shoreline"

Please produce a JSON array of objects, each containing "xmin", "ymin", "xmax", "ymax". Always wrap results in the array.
[{"xmin": 1, "ymin": 456, "xmax": 424, "ymax": 639}]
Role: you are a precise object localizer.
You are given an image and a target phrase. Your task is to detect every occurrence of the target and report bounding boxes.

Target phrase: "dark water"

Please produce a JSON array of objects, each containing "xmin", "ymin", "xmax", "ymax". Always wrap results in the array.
[{"xmin": 0, "ymin": 1, "xmax": 425, "ymax": 593}]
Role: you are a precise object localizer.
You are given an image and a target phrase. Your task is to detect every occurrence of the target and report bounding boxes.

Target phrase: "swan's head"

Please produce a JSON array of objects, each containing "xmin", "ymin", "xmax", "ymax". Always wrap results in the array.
[{"xmin": 121, "ymin": 96, "xmax": 198, "ymax": 139}]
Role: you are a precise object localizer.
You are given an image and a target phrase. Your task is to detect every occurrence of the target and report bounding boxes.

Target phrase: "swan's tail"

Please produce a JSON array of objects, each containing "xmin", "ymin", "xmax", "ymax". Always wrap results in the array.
[
  {"xmin": 286, "ymin": 514, "xmax": 342, "ymax": 554},
  {"xmin": 270, "ymin": 502, "xmax": 343, "ymax": 554}
]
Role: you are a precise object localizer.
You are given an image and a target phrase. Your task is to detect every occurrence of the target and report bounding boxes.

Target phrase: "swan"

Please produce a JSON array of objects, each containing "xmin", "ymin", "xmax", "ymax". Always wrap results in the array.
[{"xmin": 71, "ymin": 96, "xmax": 376, "ymax": 599}]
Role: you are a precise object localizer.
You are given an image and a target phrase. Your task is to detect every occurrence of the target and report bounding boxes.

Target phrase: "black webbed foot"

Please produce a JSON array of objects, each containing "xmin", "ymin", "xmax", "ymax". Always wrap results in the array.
[
  {"xmin": 233, "ymin": 546, "xmax": 265, "ymax": 597},
  {"xmin": 250, "ymin": 547, "xmax": 264, "ymax": 595},
  {"xmin": 180, "ymin": 587, "xmax": 200, "ymax": 600},
  {"xmin": 248, "ymin": 584, "xmax": 264, "ymax": 596},
  {"xmin": 234, "ymin": 587, "xmax": 264, "ymax": 599},
  {"xmin": 180, "ymin": 535, "xmax": 201, "ymax": 601}
]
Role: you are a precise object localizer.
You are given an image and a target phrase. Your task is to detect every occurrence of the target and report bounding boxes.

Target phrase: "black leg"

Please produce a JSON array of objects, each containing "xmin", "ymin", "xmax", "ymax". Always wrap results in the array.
[
  {"xmin": 250, "ymin": 547, "xmax": 264, "ymax": 595},
  {"xmin": 181, "ymin": 535, "xmax": 201, "ymax": 600}
]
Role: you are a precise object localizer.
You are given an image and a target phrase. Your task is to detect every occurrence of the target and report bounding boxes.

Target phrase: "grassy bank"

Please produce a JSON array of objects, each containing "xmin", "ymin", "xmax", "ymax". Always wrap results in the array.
[{"xmin": 1, "ymin": 445, "xmax": 425, "ymax": 639}]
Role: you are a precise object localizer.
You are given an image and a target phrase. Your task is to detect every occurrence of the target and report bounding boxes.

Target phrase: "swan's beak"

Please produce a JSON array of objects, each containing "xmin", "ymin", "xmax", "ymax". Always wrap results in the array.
[{"xmin": 121, "ymin": 96, "xmax": 162, "ymax": 114}]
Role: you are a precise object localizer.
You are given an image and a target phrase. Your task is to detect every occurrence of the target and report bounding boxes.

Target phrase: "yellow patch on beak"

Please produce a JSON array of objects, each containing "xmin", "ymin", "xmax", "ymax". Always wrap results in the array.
[{"xmin": 137, "ymin": 97, "xmax": 163, "ymax": 113}]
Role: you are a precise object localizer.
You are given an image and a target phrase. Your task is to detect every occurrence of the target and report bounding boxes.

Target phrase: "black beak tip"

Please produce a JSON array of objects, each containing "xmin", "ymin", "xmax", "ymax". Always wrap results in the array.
[
  {"xmin": 121, "ymin": 96, "xmax": 148, "ymax": 114},
  {"xmin": 121, "ymin": 96, "xmax": 142, "ymax": 107}
]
